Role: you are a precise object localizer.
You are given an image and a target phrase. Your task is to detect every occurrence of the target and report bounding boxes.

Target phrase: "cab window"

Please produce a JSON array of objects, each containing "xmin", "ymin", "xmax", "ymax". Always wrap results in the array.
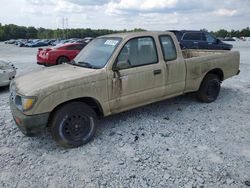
[
  {"xmin": 183, "ymin": 32, "xmax": 202, "ymax": 41},
  {"xmin": 159, "ymin": 35, "xmax": 177, "ymax": 61},
  {"xmin": 116, "ymin": 37, "xmax": 158, "ymax": 69},
  {"xmin": 205, "ymin": 33, "xmax": 217, "ymax": 43}
]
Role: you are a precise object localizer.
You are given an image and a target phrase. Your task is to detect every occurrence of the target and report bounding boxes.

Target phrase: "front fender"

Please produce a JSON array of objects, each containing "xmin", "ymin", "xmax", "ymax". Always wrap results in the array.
[{"xmin": 32, "ymin": 79, "xmax": 109, "ymax": 116}]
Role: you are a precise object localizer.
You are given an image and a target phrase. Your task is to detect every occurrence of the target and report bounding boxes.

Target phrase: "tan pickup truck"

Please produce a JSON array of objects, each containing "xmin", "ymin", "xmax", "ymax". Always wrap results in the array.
[{"xmin": 9, "ymin": 31, "xmax": 240, "ymax": 148}]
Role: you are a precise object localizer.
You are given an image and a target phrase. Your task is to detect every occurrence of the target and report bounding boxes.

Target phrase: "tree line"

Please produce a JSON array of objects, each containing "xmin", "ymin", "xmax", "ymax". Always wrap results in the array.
[
  {"xmin": 211, "ymin": 27, "xmax": 250, "ymax": 38},
  {"xmin": 0, "ymin": 23, "xmax": 249, "ymax": 41},
  {"xmin": 0, "ymin": 23, "xmax": 145, "ymax": 41}
]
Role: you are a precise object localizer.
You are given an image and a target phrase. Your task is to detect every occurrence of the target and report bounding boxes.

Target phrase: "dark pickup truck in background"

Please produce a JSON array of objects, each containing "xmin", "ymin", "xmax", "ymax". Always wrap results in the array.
[{"xmin": 169, "ymin": 30, "xmax": 233, "ymax": 50}]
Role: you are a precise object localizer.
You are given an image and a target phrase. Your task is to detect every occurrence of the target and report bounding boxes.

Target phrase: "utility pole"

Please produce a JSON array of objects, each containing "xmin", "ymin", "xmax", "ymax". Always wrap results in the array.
[
  {"xmin": 62, "ymin": 17, "xmax": 65, "ymax": 39},
  {"xmin": 62, "ymin": 17, "xmax": 69, "ymax": 39},
  {"xmin": 65, "ymin": 17, "xmax": 69, "ymax": 39}
]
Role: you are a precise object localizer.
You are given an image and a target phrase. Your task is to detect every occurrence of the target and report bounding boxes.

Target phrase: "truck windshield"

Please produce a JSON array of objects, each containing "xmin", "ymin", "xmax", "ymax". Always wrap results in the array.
[{"xmin": 73, "ymin": 37, "xmax": 121, "ymax": 69}]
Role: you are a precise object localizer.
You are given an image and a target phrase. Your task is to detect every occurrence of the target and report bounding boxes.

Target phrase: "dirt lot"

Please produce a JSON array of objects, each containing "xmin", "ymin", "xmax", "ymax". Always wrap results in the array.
[{"xmin": 0, "ymin": 42, "xmax": 250, "ymax": 188}]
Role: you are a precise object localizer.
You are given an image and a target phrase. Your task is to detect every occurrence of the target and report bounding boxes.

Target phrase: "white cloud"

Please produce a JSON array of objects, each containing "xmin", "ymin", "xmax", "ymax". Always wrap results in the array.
[
  {"xmin": 0, "ymin": 0, "xmax": 249, "ymax": 31},
  {"xmin": 54, "ymin": 0, "xmax": 85, "ymax": 14},
  {"xmin": 25, "ymin": 0, "xmax": 55, "ymax": 5},
  {"xmin": 106, "ymin": 0, "xmax": 178, "ymax": 15},
  {"xmin": 141, "ymin": 0, "xmax": 178, "ymax": 10},
  {"xmin": 214, "ymin": 8, "xmax": 238, "ymax": 17},
  {"xmin": 66, "ymin": 0, "xmax": 108, "ymax": 6},
  {"xmin": 138, "ymin": 12, "xmax": 179, "ymax": 25}
]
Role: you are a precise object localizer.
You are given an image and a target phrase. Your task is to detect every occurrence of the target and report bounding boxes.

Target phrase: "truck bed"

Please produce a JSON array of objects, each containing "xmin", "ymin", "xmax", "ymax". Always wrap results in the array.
[
  {"xmin": 182, "ymin": 49, "xmax": 228, "ymax": 59},
  {"xmin": 182, "ymin": 49, "xmax": 240, "ymax": 93}
]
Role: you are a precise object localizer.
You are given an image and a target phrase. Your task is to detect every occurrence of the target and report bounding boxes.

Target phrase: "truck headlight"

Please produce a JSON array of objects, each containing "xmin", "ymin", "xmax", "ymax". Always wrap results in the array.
[
  {"xmin": 15, "ymin": 95, "xmax": 36, "ymax": 111},
  {"xmin": 21, "ymin": 97, "xmax": 36, "ymax": 111}
]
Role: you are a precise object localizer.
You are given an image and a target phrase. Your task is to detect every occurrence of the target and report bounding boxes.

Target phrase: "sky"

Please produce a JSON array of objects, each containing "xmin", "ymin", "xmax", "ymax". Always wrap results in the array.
[{"xmin": 0, "ymin": 0, "xmax": 249, "ymax": 31}]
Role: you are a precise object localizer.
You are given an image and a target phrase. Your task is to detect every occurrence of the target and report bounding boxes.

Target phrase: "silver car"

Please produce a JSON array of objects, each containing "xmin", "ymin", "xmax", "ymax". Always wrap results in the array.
[{"xmin": 0, "ymin": 59, "xmax": 16, "ymax": 87}]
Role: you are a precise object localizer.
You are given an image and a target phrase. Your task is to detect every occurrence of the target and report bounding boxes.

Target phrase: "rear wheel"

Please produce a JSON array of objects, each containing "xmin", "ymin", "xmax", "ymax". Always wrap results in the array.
[
  {"xmin": 197, "ymin": 74, "xmax": 221, "ymax": 103},
  {"xmin": 57, "ymin": 56, "xmax": 69, "ymax": 65},
  {"xmin": 50, "ymin": 102, "xmax": 97, "ymax": 148}
]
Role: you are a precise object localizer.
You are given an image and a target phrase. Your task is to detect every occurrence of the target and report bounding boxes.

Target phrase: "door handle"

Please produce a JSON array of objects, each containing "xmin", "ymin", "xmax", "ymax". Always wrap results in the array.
[
  {"xmin": 113, "ymin": 75, "xmax": 128, "ymax": 81},
  {"xmin": 153, "ymin": 69, "xmax": 161, "ymax": 75},
  {"xmin": 119, "ymin": 76, "xmax": 128, "ymax": 80}
]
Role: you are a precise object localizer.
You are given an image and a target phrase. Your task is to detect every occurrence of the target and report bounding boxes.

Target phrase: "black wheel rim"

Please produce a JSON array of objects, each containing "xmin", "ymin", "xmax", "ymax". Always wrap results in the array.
[
  {"xmin": 60, "ymin": 113, "xmax": 92, "ymax": 142},
  {"xmin": 207, "ymin": 81, "xmax": 220, "ymax": 100}
]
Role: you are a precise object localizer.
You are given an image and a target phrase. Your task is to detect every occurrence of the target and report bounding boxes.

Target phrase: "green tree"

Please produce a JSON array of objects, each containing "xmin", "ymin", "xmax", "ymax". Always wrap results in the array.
[
  {"xmin": 240, "ymin": 27, "xmax": 250, "ymax": 37},
  {"xmin": 26, "ymin": 27, "xmax": 37, "ymax": 39},
  {"xmin": 214, "ymin": 29, "xmax": 228, "ymax": 38}
]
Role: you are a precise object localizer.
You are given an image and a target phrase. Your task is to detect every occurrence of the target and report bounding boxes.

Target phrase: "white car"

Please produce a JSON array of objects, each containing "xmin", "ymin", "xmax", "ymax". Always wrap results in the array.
[{"xmin": 0, "ymin": 59, "xmax": 16, "ymax": 87}]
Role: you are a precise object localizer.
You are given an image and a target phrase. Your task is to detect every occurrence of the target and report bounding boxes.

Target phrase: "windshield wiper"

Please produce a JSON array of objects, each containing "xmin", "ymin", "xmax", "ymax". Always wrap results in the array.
[
  {"xmin": 77, "ymin": 61, "xmax": 98, "ymax": 69},
  {"xmin": 68, "ymin": 60, "xmax": 99, "ymax": 69}
]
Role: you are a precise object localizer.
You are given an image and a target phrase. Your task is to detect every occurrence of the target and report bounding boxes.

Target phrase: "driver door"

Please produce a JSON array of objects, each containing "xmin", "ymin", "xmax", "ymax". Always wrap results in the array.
[{"xmin": 108, "ymin": 37, "xmax": 165, "ymax": 113}]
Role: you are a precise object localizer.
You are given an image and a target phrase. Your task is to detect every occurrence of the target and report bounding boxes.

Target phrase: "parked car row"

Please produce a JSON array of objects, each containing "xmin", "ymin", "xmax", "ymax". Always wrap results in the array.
[
  {"xmin": 221, "ymin": 36, "xmax": 250, "ymax": 42},
  {"xmin": 4, "ymin": 37, "xmax": 94, "ymax": 48},
  {"xmin": 4, "ymin": 39, "xmax": 56, "ymax": 47}
]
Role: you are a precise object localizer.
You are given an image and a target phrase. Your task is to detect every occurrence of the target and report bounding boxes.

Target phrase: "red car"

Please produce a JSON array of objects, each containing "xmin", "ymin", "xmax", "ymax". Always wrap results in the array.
[{"xmin": 37, "ymin": 43, "xmax": 87, "ymax": 66}]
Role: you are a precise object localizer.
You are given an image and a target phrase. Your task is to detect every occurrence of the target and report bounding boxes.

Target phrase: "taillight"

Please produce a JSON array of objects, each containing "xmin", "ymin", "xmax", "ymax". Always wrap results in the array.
[{"xmin": 37, "ymin": 48, "xmax": 42, "ymax": 55}]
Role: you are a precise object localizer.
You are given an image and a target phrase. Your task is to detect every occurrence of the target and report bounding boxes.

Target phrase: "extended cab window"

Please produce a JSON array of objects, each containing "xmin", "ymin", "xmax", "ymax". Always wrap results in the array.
[
  {"xmin": 159, "ymin": 35, "xmax": 177, "ymax": 61},
  {"xmin": 117, "ymin": 37, "xmax": 158, "ymax": 68},
  {"xmin": 183, "ymin": 32, "xmax": 202, "ymax": 41}
]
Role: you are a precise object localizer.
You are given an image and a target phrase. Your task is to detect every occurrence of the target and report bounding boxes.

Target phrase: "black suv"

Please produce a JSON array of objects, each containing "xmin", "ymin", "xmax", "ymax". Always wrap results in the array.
[{"xmin": 169, "ymin": 30, "xmax": 233, "ymax": 50}]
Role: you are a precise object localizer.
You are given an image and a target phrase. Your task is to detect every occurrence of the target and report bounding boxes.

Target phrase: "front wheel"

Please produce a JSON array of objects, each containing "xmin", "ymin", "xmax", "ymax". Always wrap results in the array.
[
  {"xmin": 50, "ymin": 102, "xmax": 97, "ymax": 148},
  {"xmin": 197, "ymin": 74, "xmax": 221, "ymax": 103}
]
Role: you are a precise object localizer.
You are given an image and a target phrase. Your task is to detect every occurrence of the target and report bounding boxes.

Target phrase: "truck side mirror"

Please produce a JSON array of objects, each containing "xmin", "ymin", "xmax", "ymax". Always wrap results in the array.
[{"xmin": 113, "ymin": 60, "xmax": 131, "ymax": 71}]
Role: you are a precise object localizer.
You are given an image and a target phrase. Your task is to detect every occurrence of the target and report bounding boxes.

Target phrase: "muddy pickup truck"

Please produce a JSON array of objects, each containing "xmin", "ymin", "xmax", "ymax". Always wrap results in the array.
[{"xmin": 9, "ymin": 31, "xmax": 240, "ymax": 148}]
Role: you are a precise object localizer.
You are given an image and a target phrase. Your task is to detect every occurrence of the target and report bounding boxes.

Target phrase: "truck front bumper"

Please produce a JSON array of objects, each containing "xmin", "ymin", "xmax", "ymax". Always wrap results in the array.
[{"xmin": 9, "ymin": 98, "xmax": 50, "ymax": 136}]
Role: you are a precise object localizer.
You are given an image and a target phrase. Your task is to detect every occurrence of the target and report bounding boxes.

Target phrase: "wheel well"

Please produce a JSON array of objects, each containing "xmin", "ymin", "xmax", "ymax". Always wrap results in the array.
[
  {"xmin": 206, "ymin": 68, "xmax": 224, "ymax": 81},
  {"xmin": 48, "ymin": 97, "xmax": 104, "ymax": 126}
]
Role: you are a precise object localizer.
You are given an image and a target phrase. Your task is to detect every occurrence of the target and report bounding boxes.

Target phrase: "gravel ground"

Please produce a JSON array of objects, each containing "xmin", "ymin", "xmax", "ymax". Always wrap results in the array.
[{"xmin": 0, "ymin": 42, "xmax": 250, "ymax": 188}]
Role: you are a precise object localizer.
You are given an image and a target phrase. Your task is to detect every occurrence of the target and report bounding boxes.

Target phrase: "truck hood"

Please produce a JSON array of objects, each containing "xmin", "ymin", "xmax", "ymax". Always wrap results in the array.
[{"xmin": 13, "ymin": 64, "xmax": 98, "ymax": 96}]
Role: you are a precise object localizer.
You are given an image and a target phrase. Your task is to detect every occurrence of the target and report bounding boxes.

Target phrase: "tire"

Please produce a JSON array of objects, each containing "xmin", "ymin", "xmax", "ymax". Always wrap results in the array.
[
  {"xmin": 50, "ymin": 102, "xmax": 97, "ymax": 148},
  {"xmin": 197, "ymin": 74, "xmax": 221, "ymax": 103},
  {"xmin": 57, "ymin": 56, "xmax": 69, "ymax": 65}
]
